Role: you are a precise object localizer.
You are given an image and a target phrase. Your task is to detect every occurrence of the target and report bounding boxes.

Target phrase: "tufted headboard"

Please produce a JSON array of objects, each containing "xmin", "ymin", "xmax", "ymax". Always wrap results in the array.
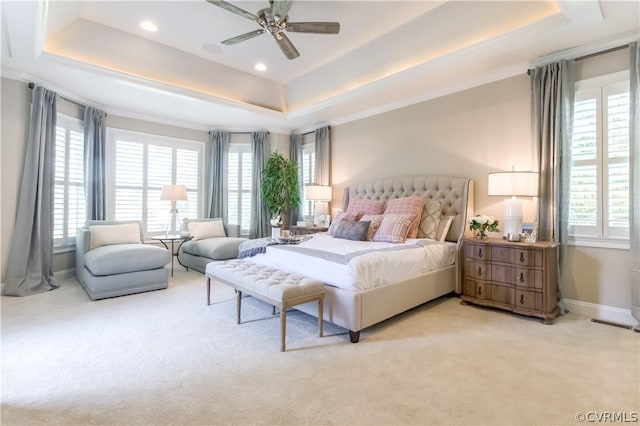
[{"xmin": 341, "ymin": 175, "xmax": 475, "ymax": 243}]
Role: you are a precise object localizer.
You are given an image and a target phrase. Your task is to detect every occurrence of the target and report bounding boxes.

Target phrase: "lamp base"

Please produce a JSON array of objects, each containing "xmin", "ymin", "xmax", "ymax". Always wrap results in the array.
[
  {"xmin": 165, "ymin": 210, "xmax": 183, "ymax": 237},
  {"xmin": 503, "ymin": 197, "xmax": 523, "ymax": 239}
]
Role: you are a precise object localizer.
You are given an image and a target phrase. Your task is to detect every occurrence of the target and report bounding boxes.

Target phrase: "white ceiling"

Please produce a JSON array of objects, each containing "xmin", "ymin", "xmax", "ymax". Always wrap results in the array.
[{"xmin": 2, "ymin": 0, "xmax": 639, "ymax": 133}]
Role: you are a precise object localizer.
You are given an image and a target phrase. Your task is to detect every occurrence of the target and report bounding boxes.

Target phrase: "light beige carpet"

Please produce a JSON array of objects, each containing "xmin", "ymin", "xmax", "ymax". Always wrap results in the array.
[{"xmin": 2, "ymin": 269, "xmax": 639, "ymax": 425}]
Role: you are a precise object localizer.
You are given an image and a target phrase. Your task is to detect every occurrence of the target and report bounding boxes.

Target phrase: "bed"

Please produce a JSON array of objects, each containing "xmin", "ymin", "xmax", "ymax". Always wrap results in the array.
[{"xmin": 237, "ymin": 175, "xmax": 473, "ymax": 342}]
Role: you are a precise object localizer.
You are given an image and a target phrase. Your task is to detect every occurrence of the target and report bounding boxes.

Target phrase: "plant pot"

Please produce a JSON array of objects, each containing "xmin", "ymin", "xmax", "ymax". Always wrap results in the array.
[{"xmin": 271, "ymin": 227, "xmax": 282, "ymax": 239}]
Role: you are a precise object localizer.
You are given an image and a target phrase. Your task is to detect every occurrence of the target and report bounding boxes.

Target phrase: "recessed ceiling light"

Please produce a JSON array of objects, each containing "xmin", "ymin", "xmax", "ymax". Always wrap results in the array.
[
  {"xmin": 140, "ymin": 21, "xmax": 158, "ymax": 32},
  {"xmin": 255, "ymin": 63, "xmax": 267, "ymax": 72}
]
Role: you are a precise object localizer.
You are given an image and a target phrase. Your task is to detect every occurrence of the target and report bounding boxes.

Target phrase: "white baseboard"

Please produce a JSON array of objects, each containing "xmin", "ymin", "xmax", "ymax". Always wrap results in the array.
[
  {"xmin": 563, "ymin": 298, "xmax": 638, "ymax": 328},
  {"xmin": 54, "ymin": 268, "xmax": 76, "ymax": 281}
]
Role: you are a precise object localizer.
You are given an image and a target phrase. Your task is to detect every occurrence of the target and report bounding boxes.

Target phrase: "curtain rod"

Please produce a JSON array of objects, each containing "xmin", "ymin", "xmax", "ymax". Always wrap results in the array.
[
  {"xmin": 526, "ymin": 43, "xmax": 630, "ymax": 75},
  {"xmin": 27, "ymin": 82, "xmax": 106, "ymax": 115}
]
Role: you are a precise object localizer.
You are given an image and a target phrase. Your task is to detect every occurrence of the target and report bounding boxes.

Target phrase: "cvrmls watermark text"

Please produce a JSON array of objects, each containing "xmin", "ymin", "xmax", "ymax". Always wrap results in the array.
[{"xmin": 575, "ymin": 411, "xmax": 638, "ymax": 423}]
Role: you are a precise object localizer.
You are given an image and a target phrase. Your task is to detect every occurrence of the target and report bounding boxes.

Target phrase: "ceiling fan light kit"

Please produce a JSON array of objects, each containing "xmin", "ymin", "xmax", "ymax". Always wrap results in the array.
[{"xmin": 208, "ymin": 0, "xmax": 340, "ymax": 60}]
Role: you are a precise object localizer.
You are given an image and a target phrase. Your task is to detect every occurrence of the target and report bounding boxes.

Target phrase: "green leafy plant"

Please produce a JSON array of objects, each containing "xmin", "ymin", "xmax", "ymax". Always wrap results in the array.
[{"xmin": 261, "ymin": 152, "xmax": 301, "ymax": 227}]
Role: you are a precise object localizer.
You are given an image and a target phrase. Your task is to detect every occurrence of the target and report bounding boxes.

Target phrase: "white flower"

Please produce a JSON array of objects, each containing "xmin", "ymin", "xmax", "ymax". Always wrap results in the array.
[{"xmin": 270, "ymin": 215, "xmax": 282, "ymax": 227}]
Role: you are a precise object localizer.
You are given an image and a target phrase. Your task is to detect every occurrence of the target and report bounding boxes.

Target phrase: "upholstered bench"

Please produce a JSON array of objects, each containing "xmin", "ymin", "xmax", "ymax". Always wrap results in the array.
[{"xmin": 205, "ymin": 259, "xmax": 325, "ymax": 351}]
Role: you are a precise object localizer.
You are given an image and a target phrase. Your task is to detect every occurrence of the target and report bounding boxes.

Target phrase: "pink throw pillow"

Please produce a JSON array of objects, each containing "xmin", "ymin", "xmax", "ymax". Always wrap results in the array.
[
  {"xmin": 383, "ymin": 196, "xmax": 426, "ymax": 239},
  {"xmin": 372, "ymin": 214, "xmax": 416, "ymax": 243},
  {"xmin": 346, "ymin": 198, "xmax": 385, "ymax": 215}
]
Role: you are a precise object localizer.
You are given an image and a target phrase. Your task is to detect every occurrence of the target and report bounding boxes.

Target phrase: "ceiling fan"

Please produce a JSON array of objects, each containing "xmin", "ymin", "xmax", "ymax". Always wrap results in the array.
[{"xmin": 207, "ymin": 0, "xmax": 340, "ymax": 60}]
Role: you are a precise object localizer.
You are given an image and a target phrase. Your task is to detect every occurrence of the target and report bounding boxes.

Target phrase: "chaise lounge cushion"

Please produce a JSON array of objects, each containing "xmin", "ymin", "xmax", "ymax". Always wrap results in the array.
[
  {"xmin": 180, "ymin": 237, "xmax": 246, "ymax": 261},
  {"xmin": 84, "ymin": 243, "xmax": 170, "ymax": 276}
]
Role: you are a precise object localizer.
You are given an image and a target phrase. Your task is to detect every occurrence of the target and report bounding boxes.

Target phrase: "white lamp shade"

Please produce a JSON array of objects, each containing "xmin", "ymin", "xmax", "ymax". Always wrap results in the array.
[
  {"xmin": 488, "ymin": 171, "xmax": 538, "ymax": 197},
  {"xmin": 305, "ymin": 185, "xmax": 332, "ymax": 202},
  {"xmin": 160, "ymin": 184, "xmax": 188, "ymax": 201}
]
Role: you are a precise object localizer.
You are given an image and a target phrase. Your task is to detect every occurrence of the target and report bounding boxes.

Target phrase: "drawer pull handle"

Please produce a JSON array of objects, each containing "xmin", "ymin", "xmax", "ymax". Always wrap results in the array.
[
  {"xmin": 519, "ymin": 273, "xmax": 525, "ymax": 283},
  {"xmin": 477, "ymin": 266, "xmax": 482, "ymax": 276},
  {"xmin": 520, "ymin": 294, "xmax": 525, "ymax": 304},
  {"xmin": 478, "ymin": 248, "xmax": 483, "ymax": 258},
  {"xmin": 520, "ymin": 252, "xmax": 525, "ymax": 263},
  {"xmin": 478, "ymin": 286, "xmax": 482, "ymax": 297}
]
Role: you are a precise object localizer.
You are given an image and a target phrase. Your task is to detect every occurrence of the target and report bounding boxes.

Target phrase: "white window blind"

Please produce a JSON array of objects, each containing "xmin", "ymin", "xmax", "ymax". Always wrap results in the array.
[
  {"xmin": 301, "ymin": 133, "xmax": 316, "ymax": 220},
  {"xmin": 227, "ymin": 134, "xmax": 252, "ymax": 236},
  {"xmin": 569, "ymin": 73, "xmax": 630, "ymax": 244},
  {"xmin": 107, "ymin": 129, "xmax": 204, "ymax": 235},
  {"xmin": 53, "ymin": 114, "xmax": 85, "ymax": 248}
]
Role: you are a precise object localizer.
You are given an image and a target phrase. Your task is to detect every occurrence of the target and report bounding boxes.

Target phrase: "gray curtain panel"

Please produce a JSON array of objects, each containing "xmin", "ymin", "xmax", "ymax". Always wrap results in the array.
[
  {"xmin": 84, "ymin": 106, "xmax": 107, "ymax": 220},
  {"xmin": 250, "ymin": 131, "xmax": 270, "ymax": 238},
  {"xmin": 3, "ymin": 86, "xmax": 59, "ymax": 296},
  {"xmin": 629, "ymin": 41, "xmax": 640, "ymax": 327},
  {"xmin": 287, "ymin": 133, "xmax": 303, "ymax": 228},
  {"xmin": 315, "ymin": 126, "xmax": 330, "ymax": 186},
  {"xmin": 208, "ymin": 131, "xmax": 228, "ymax": 219},
  {"xmin": 530, "ymin": 59, "xmax": 575, "ymax": 315}
]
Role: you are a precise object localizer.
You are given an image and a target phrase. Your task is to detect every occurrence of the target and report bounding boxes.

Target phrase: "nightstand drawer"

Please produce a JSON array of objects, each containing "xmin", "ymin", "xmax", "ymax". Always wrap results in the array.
[
  {"xmin": 514, "ymin": 268, "xmax": 543, "ymax": 289},
  {"xmin": 491, "ymin": 284, "xmax": 514, "ymax": 306},
  {"xmin": 464, "ymin": 279, "xmax": 491, "ymax": 300},
  {"xmin": 491, "ymin": 264, "xmax": 513, "ymax": 285},
  {"xmin": 511, "ymin": 249, "xmax": 543, "ymax": 267},
  {"xmin": 465, "ymin": 244, "xmax": 491, "ymax": 261},
  {"xmin": 465, "ymin": 261, "xmax": 491, "ymax": 281},
  {"xmin": 515, "ymin": 289, "xmax": 543, "ymax": 311}
]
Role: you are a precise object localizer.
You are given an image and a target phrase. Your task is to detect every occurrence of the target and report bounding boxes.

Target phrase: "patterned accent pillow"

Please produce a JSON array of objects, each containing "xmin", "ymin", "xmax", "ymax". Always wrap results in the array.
[
  {"xmin": 346, "ymin": 198, "xmax": 386, "ymax": 215},
  {"xmin": 360, "ymin": 214, "xmax": 384, "ymax": 241},
  {"xmin": 334, "ymin": 220, "xmax": 370, "ymax": 241},
  {"xmin": 418, "ymin": 200, "xmax": 443, "ymax": 240},
  {"xmin": 328, "ymin": 211, "xmax": 363, "ymax": 235},
  {"xmin": 436, "ymin": 215, "xmax": 455, "ymax": 242},
  {"xmin": 372, "ymin": 214, "xmax": 415, "ymax": 243},
  {"xmin": 383, "ymin": 196, "xmax": 426, "ymax": 239}
]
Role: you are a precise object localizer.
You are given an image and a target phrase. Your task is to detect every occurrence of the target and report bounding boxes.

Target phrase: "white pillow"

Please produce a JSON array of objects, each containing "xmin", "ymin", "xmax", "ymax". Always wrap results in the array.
[
  {"xmin": 436, "ymin": 216, "xmax": 455, "ymax": 242},
  {"xmin": 188, "ymin": 220, "xmax": 226, "ymax": 240},
  {"xmin": 89, "ymin": 223, "xmax": 141, "ymax": 250}
]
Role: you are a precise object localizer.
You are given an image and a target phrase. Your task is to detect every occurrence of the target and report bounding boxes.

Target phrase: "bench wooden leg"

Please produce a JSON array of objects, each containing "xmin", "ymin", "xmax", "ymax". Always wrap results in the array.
[
  {"xmin": 280, "ymin": 305, "xmax": 286, "ymax": 352},
  {"xmin": 206, "ymin": 277, "xmax": 211, "ymax": 305},
  {"xmin": 318, "ymin": 297, "xmax": 324, "ymax": 337},
  {"xmin": 236, "ymin": 290, "xmax": 242, "ymax": 324}
]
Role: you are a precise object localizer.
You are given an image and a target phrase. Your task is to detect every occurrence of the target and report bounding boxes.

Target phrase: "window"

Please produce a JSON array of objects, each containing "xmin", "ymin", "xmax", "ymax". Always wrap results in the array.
[
  {"xmin": 569, "ymin": 71, "xmax": 630, "ymax": 247},
  {"xmin": 227, "ymin": 134, "xmax": 252, "ymax": 236},
  {"xmin": 301, "ymin": 133, "xmax": 316, "ymax": 220},
  {"xmin": 106, "ymin": 129, "xmax": 203, "ymax": 236},
  {"xmin": 53, "ymin": 114, "xmax": 85, "ymax": 248}
]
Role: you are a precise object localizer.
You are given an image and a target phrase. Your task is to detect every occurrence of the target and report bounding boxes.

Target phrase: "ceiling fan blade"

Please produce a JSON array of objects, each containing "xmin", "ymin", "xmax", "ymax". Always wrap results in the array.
[
  {"xmin": 272, "ymin": 33, "xmax": 300, "ymax": 59},
  {"xmin": 272, "ymin": 0, "xmax": 294, "ymax": 21},
  {"xmin": 221, "ymin": 29, "xmax": 265, "ymax": 45},
  {"xmin": 286, "ymin": 22, "xmax": 340, "ymax": 34},
  {"xmin": 206, "ymin": 0, "xmax": 257, "ymax": 21}
]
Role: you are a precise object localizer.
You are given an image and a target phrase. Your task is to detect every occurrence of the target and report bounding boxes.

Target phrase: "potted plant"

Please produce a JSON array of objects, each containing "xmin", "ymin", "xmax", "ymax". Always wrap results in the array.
[{"xmin": 261, "ymin": 152, "xmax": 301, "ymax": 237}]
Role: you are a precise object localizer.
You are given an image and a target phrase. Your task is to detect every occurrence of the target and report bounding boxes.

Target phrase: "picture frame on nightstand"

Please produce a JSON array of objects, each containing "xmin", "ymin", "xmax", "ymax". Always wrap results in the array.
[
  {"xmin": 521, "ymin": 223, "xmax": 536, "ymax": 243},
  {"xmin": 319, "ymin": 214, "xmax": 331, "ymax": 227}
]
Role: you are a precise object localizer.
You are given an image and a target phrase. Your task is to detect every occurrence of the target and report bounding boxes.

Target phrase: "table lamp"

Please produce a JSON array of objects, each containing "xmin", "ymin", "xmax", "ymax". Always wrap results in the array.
[
  {"xmin": 305, "ymin": 185, "xmax": 332, "ymax": 226},
  {"xmin": 160, "ymin": 184, "xmax": 188, "ymax": 236},
  {"xmin": 488, "ymin": 170, "xmax": 538, "ymax": 239}
]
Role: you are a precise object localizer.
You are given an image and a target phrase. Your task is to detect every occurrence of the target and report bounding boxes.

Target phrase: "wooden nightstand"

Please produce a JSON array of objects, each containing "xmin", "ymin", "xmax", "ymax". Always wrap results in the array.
[
  {"xmin": 460, "ymin": 238, "xmax": 559, "ymax": 324},
  {"xmin": 290, "ymin": 225, "xmax": 328, "ymax": 235}
]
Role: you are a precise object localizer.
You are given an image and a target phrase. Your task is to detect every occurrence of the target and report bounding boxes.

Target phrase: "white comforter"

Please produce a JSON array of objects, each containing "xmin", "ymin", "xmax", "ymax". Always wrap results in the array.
[{"xmin": 250, "ymin": 233, "xmax": 456, "ymax": 292}]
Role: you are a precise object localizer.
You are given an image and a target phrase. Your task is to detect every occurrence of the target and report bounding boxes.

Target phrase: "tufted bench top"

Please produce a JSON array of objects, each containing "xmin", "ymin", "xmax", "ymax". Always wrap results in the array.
[
  {"xmin": 206, "ymin": 259, "xmax": 324, "ymax": 305},
  {"xmin": 205, "ymin": 259, "xmax": 325, "ymax": 351}
]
